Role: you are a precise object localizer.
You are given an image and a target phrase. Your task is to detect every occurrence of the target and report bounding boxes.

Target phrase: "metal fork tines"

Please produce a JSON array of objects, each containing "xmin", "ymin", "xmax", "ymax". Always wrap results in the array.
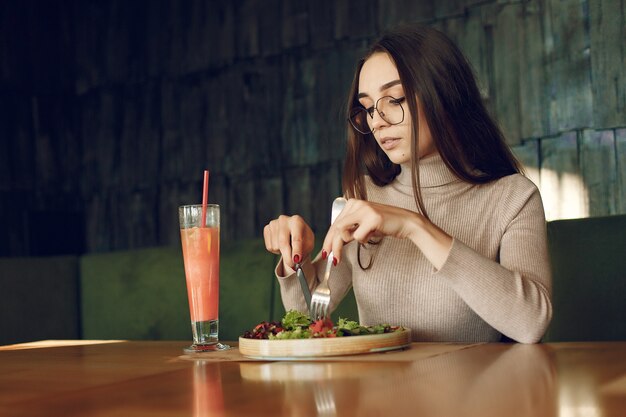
[
  {"xmin": 309, "ymin": 197, "xmax": 346, "ymax": 321},
  {"xmin": 310, "ymin": 254, "xmax": 334, "ymax": 320}
]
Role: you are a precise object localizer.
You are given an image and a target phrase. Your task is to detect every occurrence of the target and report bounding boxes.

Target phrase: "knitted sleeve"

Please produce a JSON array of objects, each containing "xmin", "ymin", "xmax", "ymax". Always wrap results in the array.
[{"xmin": 434, "ymin": 185, "xmax": 552, "ymax": 343}]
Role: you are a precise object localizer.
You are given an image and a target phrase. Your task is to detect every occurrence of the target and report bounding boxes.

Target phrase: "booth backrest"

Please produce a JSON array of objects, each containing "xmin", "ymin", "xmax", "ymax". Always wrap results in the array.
[
  {"xmin": 3, "ymin": 214, "xmax": 624, "ymax": 345},
  {"xmin": 0, "ymin": 256, "xmax": 80, "ymax": 345},
  {"xmin": 0, "ymin": 239, "xmax": 359, "ymax": 345},
  {"xmin": 78, "ymin": 239, "xmax": 359, "ymax": 342},
  {"xmin": 80, "ymin": 239, "xmax": 280, "ymax": 342},
  {"xmin": 80, "ymin": 246, "xmax": 190, "ymax": 340},
  {"xmin": 543, "ymin": 214, "xmax": 626, "ymax": 341}
]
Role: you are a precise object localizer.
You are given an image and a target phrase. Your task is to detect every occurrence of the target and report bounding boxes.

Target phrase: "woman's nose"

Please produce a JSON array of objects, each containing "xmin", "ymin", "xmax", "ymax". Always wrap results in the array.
[{"xmin": 370, "ymin": 109, "xmax": 389, "ymax": 131}]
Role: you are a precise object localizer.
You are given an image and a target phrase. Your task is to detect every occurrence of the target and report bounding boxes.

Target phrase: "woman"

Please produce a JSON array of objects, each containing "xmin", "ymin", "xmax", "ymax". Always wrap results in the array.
[{"xmin": 263, "ymin": 26, "xmax": 552, "ymax": 343}]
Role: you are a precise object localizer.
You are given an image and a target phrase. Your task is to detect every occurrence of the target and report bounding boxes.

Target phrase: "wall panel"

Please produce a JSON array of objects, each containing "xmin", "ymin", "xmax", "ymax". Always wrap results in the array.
[{"xmin": 1, "ymin": 0, "xmax": 625, "ymax": 255}]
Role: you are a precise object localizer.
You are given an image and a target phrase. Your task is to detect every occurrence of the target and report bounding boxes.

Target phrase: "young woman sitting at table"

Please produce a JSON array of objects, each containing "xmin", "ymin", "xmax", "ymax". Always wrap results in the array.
[{"xmin": 263, "ymin": 25, "xmax": 552, "ymax": 343}]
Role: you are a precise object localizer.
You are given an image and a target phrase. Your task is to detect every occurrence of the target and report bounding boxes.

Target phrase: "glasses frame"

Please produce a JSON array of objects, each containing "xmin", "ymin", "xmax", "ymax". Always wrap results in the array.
[{"xmin": 348, "ymin": 95, "xmax": 406, "ymax": 135}]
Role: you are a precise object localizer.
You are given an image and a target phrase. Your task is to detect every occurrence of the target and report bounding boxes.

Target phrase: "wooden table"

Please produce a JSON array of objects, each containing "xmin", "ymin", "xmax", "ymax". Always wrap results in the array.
[{"xmin": 0, "ymin": 340, "xmax": 625, "ymax": 416}]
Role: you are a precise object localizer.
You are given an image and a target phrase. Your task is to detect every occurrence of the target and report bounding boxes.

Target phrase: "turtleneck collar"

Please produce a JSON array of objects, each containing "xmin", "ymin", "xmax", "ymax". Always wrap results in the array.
[{"xmin": 396, "ymin": 153, "xmax": 459, "ymax": 188}]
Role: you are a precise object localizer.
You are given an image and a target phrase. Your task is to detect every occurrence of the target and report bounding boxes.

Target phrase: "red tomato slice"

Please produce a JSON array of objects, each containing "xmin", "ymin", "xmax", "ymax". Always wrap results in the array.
[{"xmin": 309, "ymin": 318, "xmax": 334, "ymax": 335}]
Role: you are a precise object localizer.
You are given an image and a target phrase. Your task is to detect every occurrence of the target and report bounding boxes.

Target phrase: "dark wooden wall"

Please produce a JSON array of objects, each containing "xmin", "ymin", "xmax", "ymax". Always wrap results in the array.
[{"xmin": 1, "ymin": 0, "xmax": 624, "ymax": 256}]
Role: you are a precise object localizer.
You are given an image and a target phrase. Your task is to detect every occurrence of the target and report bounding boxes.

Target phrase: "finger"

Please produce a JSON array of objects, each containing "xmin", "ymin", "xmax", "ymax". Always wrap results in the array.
[
  {"xmin": 330, "ymin": 230, "xmax": 351, "ymax": 265},
  {"xmin": 340, "ymin": 223, "xmax": 359, "ymax": 243},
  {"xmin": 341, "ymin": 202, "xmax": 382, "ymax": 243},
  {"xmin": 321, "ymin": 223, "xmax": 336, "ymax": 261},
  {"xmin": 264, "ymin": 221, "xmax": 282, "ymax": 254},
  {"xmin": 321, "ymin": 199, "xmax": 356, "ymax": 258},
  {"xmin": 276, "ymin": 216, "xmax": 293, "ymax": 268},
  {"xmin": 289, "ymin": 215, "xmax": 306, "ymax": 264},
  {"xmin": 270, "ymin": 219, "xmax": 280, "ymax": 255},
  {"xmin": 263, "ymin": 224, "xmax": 279, "ymax": 254},
  {"xmin": 327, "ymin": 218, "xmax": 357, "ymax": 264},
  {"xmin": 351, "ymin": 217, "xmax": 378, "ymax": 244}
]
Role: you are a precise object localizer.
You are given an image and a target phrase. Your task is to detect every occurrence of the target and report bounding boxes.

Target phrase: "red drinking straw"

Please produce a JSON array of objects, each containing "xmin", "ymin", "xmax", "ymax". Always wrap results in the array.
[{"xmin": 201, "ymin": 170, "xmax": 209, "ymax": 227}]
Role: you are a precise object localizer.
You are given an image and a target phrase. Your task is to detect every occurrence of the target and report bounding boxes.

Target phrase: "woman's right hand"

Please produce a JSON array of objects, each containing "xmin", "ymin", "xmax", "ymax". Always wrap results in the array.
[{"xmin": 263, "ymin": 215, "xmax": 315, "ymax": 270}]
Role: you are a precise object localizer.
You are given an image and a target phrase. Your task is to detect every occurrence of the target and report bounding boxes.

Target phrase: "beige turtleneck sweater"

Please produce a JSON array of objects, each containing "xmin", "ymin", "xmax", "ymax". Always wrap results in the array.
[{"xmin": 276, "ymin": 154, "xmax": 552, "ymax": 343}]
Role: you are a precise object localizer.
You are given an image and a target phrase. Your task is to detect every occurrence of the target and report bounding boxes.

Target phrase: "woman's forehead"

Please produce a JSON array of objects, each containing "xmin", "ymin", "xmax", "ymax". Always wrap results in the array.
[{"xmin": 358, "ymin": 52, "xmax": 402, "ymax": 97}]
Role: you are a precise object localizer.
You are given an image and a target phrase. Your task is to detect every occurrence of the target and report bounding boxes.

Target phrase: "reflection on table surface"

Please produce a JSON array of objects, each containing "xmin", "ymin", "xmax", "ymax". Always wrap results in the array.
[
  {"xmin": 1, "ymin": 341, "xmax": 625, "ymax": 417},
  {"xmin": 236, "ymin": 344, "xmax": 558, "ymax": 417}
]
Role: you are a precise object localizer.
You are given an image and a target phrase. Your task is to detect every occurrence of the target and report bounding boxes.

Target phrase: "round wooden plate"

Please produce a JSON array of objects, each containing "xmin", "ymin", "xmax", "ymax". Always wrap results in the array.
[{"xmin": 238, "ymin": 328, "xmax": 411, "ymax": 360}]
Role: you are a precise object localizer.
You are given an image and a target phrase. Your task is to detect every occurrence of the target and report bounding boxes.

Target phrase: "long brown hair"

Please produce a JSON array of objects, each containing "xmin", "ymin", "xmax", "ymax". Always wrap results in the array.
[{"xmin": 343, "ymin": 25, "xmax": 522, "ymax": 218}]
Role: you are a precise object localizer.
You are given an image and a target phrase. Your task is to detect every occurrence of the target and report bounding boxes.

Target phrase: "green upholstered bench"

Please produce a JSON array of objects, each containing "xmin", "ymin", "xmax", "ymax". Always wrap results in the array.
[
  {"xmin": 543, "ymin": 214, "xmax": 626, "ymax": 341},
  {"xmin": 79, "ymin": 246, "xmax": 190, "ymax": 341},
  {"xmin": 80, "ymin": 239, "xmax": 280, "ymax": 342},
  {"xmin": 79, "ymin": 239, "xmax": 359, "ymax": 343},
  {"xmin": 0, "ymin": 256, "xmax": 80, "ymax": 345},
  {"xmin": 3, "ymin": 211, "xmax": 625, "ymax": 346},
  {"xmin": 0, "ymin": 242, "xmax": 374, "ymax": 345}
]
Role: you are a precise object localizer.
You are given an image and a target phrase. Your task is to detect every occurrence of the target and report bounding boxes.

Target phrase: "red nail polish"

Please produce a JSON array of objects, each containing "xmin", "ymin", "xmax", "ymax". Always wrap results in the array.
[
  {"xmin": 322, "ymin": 250, "xmax": 327, "ymax": 260},
  {"xmin": 333, "ymin": 257, "xmax": 338, "ymax": 266},
  {"xmin": 293, "ymin": 254, "xmax": 300, "ymax": 264}
]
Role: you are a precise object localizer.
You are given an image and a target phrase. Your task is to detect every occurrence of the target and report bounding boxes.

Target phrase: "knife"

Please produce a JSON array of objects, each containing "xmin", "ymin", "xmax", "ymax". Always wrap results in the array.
[{"xmin": 294, "ymin": 263, "xmax": 312, "ymax": 310}]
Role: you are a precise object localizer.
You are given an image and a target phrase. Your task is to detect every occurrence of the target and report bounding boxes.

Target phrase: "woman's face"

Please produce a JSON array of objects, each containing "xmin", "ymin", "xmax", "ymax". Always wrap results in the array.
[{"xmin": 358, "ymin": 52, "xmax": 436, "ymax": 164}]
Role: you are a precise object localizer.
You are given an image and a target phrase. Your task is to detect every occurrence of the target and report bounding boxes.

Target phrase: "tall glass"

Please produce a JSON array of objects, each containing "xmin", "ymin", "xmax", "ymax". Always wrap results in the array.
[{"xmin": 179, "ymin": 204, "xmax": 229, "ymax": 352}]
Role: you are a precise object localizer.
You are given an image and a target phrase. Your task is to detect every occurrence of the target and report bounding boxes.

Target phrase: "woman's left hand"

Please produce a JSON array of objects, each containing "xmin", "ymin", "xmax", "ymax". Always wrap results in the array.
[{"xmin": 321, "ymin": 199, "xmax": 453, "ymax": 269}]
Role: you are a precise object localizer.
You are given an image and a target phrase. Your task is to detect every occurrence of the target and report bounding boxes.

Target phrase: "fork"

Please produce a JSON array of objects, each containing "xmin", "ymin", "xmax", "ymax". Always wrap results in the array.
[{"xmin": 310, "ymin": 197, "xmax": 347, "ymax": 320}]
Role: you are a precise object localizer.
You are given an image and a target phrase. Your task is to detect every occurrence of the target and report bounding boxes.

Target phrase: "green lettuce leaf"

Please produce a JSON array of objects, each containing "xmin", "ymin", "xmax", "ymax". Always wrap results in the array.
[{"xmin": 281, "ymin": 310, "xmax": 312, "ymax": 330}]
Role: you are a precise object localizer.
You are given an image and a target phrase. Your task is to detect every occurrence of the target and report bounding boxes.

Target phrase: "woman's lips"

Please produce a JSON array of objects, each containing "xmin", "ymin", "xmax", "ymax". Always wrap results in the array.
[{"xmin": 380, "ymin": 137, "xmax": 401, "ymax": 150}]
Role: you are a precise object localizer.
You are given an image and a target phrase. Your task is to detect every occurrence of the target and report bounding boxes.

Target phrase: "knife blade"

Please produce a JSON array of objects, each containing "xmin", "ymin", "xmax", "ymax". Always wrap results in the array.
[{"xmin": 295, "ymin": 263, "xmax": 312, "ymax": 310}]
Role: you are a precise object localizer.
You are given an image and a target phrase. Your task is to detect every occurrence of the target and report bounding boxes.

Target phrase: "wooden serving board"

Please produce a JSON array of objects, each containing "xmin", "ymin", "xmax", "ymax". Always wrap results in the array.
[{"xmin": 238, "ymin": 328, "xmax": 411, "ymax": 360}]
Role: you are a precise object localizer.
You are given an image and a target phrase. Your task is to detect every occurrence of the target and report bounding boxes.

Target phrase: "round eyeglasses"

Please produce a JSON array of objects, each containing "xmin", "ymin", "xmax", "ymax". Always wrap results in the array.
[{"xmin": 348, "ymin": 95, "xmax": 406, "ymax": 134}]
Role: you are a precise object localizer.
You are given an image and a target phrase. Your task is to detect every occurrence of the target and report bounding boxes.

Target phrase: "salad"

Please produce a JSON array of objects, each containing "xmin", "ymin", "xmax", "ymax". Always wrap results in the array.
[{"xmin": 241, "ymin": 310, "xmax": 402, "ymax": 340}]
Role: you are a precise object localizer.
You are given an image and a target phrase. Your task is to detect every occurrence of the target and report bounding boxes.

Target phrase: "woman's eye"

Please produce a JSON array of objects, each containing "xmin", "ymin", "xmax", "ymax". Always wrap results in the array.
[
  {"xmin": 366, "ymin": 107, "xmax": 375, "ymax": 117},
  {"xmin": 389, "ymin": 97, "xmax": 406, "ymax": 105}
]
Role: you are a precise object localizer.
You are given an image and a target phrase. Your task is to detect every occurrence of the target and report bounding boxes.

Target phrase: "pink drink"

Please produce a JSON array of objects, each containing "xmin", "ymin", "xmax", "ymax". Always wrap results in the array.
[
  {"xmin": 179, "ymin": 203, "xmax": 227, "ymax": 351},
  {"xmin": 180, "ymin": 226, "xmax": 220, "ymax": 322}
]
